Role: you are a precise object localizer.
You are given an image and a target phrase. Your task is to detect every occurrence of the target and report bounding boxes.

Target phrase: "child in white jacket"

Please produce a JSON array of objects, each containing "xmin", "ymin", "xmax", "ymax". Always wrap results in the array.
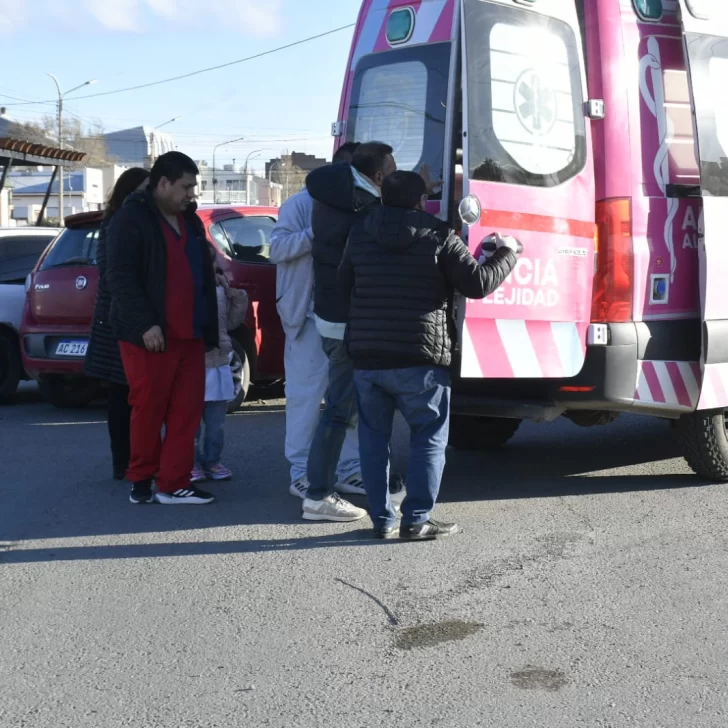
[{"xmin": 191, "ymin": 250, "xmax": 248, "ymax": 482}]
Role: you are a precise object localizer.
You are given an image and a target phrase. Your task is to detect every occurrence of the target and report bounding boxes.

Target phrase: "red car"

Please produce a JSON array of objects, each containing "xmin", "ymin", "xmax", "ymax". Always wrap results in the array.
[{"xmin": 20, "ymin": 205, "xmax": 284, "ymax": 409}]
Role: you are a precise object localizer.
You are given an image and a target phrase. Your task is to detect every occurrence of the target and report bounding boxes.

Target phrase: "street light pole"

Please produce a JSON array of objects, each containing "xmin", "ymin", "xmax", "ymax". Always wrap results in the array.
[
  {"xmin": 243, "ymin": 150, "xmax": 262, "ymax": 205},
  {"xmin": 212, "ymin": 137, "xmax": 245, "ymax": 204},
  {"xmin": 47, "ymin": 74, "xmax": 97, "ymax": 223},
  {"xmin": 149, "ymin": 116, "xmax": 181, "ymax": 167}
]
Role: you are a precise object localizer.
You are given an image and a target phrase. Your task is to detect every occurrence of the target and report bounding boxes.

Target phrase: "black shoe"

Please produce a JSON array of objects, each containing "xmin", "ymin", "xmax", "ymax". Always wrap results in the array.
[
  {"xmin": 129, "ymin": 480, "xmax": 154, "ymax": 504},
  {"xmin": 372, "ymin": 525, "xmax": 399, "ymax": 540},
  {"xmin": 400, "ymin": 519, "xmax": 460, "ymax": 541},
  {"xmin": 113, "ymin": 468, "xmax": 127, "ymax": 481},
  {"xmin": 154, "ymin": 487, "xmax": 215, "ymax": 505}
]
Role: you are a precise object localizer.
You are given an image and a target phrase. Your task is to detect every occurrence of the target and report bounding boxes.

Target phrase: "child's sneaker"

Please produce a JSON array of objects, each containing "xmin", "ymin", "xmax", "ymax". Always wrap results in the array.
[
  {"xmin": 191, "ymin": 467, "xmax": 206, "ymax": 483},
  {"xmin": 289, "ymin": 476, "xmax": 310, "ymax": 499},
  {"xmin": 205, "ymin": 463, "xmax": 233, "ymax": 481}
]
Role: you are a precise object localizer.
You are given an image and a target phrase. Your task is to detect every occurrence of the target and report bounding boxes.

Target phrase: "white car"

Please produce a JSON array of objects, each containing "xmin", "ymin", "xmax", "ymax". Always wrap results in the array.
[{"xmin": 0, "ymin": 226, "xmax": 62, "ymax": 400}]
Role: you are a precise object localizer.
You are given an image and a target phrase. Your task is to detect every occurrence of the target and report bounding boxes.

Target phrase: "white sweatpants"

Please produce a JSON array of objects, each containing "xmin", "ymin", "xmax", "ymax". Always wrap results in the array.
[{"xmin": 283, "ymin": 316, "xmax": 360, "ymax": 484}]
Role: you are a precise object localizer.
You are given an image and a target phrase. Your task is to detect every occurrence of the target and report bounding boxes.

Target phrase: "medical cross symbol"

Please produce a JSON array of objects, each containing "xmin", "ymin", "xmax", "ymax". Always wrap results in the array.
[{"xmin": 515, "ymin": 70, "xmax": 557, "ymax": 136}]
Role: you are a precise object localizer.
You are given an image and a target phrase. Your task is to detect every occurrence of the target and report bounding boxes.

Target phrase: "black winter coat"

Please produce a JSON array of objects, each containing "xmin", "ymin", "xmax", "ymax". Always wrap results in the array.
[
  {"xmin": 339, "ymin": 207, "xmax": 518, "ymax": 370},
  {"xmin": 307, "ymin": 162, "xmax": 380, "ymax": 324},
  {"xmin": 84, "ymin": 218, "xmax": 127, "ymax": 385},
  {"xmin": 105, "ymin": 191, "xmax": 219, "ymax": 350}
]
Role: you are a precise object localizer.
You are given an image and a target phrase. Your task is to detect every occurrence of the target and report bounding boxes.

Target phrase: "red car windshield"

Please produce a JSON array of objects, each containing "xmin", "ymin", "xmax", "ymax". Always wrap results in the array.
[{"xmin": 39, "ymin": 226, "xmax": 100, "ymax": 271}]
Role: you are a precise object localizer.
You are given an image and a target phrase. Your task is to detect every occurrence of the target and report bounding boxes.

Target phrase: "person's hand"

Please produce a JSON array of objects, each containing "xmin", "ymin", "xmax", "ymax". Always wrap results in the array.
[
  {"xmin": 216, "ymin": 272, "xmax": 230, "ymax": 290},
  {"xmin": 494, "ymin": 232, "xmax": 522, "ymax": 254},
  {"xmin": 419, "ymin": 163, "xmax": 442, "ymax": 195},
  {"xmin": 142, "ymin": 325, "xmax": 165, "ymax": 353}
]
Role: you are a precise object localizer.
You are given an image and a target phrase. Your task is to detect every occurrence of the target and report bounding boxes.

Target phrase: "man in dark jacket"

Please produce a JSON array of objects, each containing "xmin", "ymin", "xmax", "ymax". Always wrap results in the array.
[
  {"xmin": 302, "ymin": 141, "xmax": 397, "ymax": 523},
  {"xmin": 106, "ymin": 151, "xmax": 219, "ymax": 506},
  {"xmin": 339, "ymin": 171, "xmax": 519, "ymax": 540}
]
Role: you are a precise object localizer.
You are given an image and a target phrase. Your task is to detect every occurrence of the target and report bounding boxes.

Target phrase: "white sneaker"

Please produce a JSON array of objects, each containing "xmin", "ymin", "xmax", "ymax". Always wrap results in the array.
[
  {"xmin": 302, "ymin": 494, "xmax": 368, "ymax": 522},
  {"xmin": 335, "ymin": 473, "xmax": 366, "ymax": 496},
  {"xmin": 290, "ymin": 477, "xmax": 309, "ymax": 499}
]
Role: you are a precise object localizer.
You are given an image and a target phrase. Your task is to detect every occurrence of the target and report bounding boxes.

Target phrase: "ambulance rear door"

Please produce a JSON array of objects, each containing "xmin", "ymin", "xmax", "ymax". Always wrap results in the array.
[{"xmin": 458, "ymin": 0, "xmax": 596, "ymax": 379}]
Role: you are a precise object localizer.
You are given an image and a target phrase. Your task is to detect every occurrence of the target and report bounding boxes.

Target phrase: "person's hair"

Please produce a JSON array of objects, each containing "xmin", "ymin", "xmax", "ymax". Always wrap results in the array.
[
  {"xmin": 149, "ymin": 151, "xmax": 199, "ymax": 189},
  {"xmin": 351, "ymin": 141, "xmax": 394, "ymax": 180},
  {"xmin": 333, "ymin": 142, "xmax": 360, "ymax": 164},
  {"xmin": 105, "ymin": 167, "xmax": 149, "ymax": 218},
  {"xmin": 382, "ymin": 171, "xmax": 427, "ymax": 209}
]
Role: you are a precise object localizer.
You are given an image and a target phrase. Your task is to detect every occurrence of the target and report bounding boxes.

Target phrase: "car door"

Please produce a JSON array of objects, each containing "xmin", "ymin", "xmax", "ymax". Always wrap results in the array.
[
  {"xmin": 458, "ymin": 0, "xmax": 596, "ymax": 379},
  {"xmin": 207, "ymin": 214, "xmax": 284, "ymax": 378},
  {"xmin": 675, "ymin": 1, "xmax": 728, "ymax": 409}
]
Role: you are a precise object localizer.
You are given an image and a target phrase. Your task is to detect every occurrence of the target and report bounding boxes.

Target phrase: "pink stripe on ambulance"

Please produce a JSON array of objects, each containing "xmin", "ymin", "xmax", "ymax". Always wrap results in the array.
[{"xmin": 634, "ymin": 361, "xmax": 700, "ymax": 411}]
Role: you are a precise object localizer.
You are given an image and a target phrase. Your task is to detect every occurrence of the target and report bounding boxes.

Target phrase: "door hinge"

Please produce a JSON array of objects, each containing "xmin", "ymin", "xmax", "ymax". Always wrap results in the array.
[{"xmin": 585, "ymin": 99, "xmax": 605, "ymax": 120}]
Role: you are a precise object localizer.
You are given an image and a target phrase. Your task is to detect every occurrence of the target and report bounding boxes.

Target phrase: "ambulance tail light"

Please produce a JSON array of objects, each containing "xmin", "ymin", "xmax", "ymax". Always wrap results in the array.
[{"xmin": 591, "ymin": 198, "xmax": 633, "ymax": 323}]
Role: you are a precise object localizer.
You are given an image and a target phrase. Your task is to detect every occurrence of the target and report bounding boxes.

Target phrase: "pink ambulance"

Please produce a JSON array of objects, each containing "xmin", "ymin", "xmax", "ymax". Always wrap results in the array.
[{"xmin": 333, "ymin": 0, "xmax": 728, "ymax": 480}]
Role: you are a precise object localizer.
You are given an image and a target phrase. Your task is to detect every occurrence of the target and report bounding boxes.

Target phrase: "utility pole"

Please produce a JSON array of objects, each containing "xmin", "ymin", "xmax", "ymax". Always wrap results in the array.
[
  {"xmin": 150, "ymin": 116, "xmax": 181, "ymax": 167},
  {"xmin": 212, "ymin": 137, "xmax": 244, "ymax": 204},
  {"xmin": 47, "ymin": 74, "xmax": 97, "ymax": 223}
]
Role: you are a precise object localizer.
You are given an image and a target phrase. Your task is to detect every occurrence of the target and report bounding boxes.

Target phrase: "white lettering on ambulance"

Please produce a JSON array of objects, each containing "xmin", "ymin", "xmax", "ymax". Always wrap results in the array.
[
  {"xmin": 482, "ymin": 257, "xmax": 560, "ymax": 308},
  {"xmin": 681, "ymin": 205, "xmax": 703, "ymax": 250}
]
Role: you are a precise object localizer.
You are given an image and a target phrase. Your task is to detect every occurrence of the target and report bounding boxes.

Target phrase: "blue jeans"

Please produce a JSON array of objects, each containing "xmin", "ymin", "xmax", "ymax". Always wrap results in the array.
[
  {"xmin": 354, "ymin": 367, "xmax": 451, "ymax": 528},
  {"xmin": 306, "ymin": 337, "xmax": 358, "ymax": 501},
  {"xmin": 195, "ymin": 400, "xmax": 227, "ymax": 469}
]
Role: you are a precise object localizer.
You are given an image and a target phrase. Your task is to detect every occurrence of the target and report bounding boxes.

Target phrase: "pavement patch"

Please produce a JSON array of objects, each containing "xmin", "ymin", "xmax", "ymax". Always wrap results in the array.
[
  {"xmin": 509, "ymin": 666, "xmax": 568, "ymax": 692},
  {"xmin": 394, "ymin": 620, "xmax": 484, "ymax": 651}
]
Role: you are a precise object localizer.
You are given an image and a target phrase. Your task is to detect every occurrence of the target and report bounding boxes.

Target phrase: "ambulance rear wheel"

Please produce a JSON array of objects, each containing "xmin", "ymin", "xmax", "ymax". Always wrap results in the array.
[
  {"xmin": 448, "ymin": 414, "xmax": 521, "ymax": 451},
  {"xmin": 677, "ymin": 409, "xmax": 728, "ymax": 482}
]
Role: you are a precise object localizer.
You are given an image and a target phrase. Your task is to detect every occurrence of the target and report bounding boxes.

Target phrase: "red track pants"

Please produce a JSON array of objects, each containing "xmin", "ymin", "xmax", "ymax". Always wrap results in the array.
[{"xmin": 120, "ymin": 338, "xmax": 205, "ymax": 493}]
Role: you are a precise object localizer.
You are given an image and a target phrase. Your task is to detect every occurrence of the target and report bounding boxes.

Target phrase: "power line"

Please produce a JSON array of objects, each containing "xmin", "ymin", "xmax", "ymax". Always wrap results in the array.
[{"xmin": 2, "ymin": 23, "xmax": 355, "ymax": 107}]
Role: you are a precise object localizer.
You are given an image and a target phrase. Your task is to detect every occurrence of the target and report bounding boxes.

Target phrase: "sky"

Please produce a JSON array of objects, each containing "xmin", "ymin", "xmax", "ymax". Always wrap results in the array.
[{"xmin": 0, "ymin": 0, "xmax": 363, "ymax": 173}]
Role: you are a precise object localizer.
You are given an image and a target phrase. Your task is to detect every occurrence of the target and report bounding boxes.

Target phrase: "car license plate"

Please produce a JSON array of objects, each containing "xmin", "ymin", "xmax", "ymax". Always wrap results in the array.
[{"xmin": 55, "ymin": 340, "xmax": 88, "ymax": 357}]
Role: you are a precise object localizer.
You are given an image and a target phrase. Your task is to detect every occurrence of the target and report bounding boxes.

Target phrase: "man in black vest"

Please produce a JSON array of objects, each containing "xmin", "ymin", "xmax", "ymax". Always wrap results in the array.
[{"xmin": 340, "ymin": 171, "xmax": 520, "ymax": 540}]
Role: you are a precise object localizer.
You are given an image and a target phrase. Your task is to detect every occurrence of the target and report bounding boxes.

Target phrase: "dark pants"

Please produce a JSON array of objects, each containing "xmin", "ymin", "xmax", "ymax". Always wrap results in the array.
[
  {"xmin": 354, "ymin": 366, "xmax": 451, "ymax": 528},
  {"xmin": 306, "ymin": 337, "xmax": 358, "ymax": 501},
  {"xmin": 120, "ymin": 338, "xmax": 205, "ymax": 493},
  {"xmin": 107, "ymin": 381, "xmax": 131, "ymax": 477}
]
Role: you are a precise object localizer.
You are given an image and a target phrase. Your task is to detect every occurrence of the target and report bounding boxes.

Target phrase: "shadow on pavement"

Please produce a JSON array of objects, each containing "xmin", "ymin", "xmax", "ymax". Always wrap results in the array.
[
  {"xmin": 0, "ymin": 529, "xmax": 398, "ymax": 565},
  {"xmin": 2, "ymin": 388, "xmax": 716, "ymax": 557}
]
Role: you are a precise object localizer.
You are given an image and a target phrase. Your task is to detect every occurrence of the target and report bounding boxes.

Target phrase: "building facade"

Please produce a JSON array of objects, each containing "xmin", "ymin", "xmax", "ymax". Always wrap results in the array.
[{"xmin": 103, "ymin": 126, "xmax": 175, "ymax": 167}]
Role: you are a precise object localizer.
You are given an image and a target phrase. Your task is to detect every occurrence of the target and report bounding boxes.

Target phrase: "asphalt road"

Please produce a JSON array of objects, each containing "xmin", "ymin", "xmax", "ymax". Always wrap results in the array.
[{"xmin": 1, "ymin": 384, "xmax": 728, "ymax": 727}]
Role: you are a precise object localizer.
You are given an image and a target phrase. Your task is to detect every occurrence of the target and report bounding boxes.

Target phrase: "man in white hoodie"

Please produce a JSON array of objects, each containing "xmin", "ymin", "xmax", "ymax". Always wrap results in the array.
[{"xmin": 270, "ymin": 143, "xmax": 362, "ymax": 499}]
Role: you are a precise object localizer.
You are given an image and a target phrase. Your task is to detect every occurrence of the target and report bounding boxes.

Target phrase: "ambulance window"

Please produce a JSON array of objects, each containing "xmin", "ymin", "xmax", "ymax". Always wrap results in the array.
[
  {"xmin": 347, "ymin": 43, "xmax": 450, "ymax": 199},
  {"xmin": 463, "ymin": 1, "xmax": 587, "ymax": 188},
  {"xmin": 355, "ymin": 61, "xmax": 427, "ymax": 171},
  {"xmin": 639, "ymin": 36, "xmax": 699, "ymax": 188},
  {"xmin": 684, "ymin": 33, "xmax": 728, "ymax": 196}
]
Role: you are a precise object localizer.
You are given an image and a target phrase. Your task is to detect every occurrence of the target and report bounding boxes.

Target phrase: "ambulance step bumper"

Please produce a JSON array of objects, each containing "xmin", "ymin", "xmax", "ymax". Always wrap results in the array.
[{"xmin": 451, "ymin": 319, "xmax": 701, "ymax": 418}]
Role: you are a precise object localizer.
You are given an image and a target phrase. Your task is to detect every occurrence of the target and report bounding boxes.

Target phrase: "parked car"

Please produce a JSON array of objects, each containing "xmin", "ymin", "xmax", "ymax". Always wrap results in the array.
[
  {"xmin": 0, "ymin": 226, "xmax": 62, "ymax": 400},
  {"xmin": 20, "ymin": 205, "xmax": 284, "ymax": 409}
]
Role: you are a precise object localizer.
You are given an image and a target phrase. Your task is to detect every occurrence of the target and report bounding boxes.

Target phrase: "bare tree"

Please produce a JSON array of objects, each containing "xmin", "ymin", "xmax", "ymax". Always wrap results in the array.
[{"xmin": 11, "ymin": 116, "xmax": 113, "ymax": 168}]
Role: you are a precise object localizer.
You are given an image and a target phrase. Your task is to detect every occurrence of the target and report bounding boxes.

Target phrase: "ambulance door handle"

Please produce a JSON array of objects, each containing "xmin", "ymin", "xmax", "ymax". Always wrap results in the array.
[{"xmin": 480, "ymin": 234, "xmax": 524, "ymax": 255}]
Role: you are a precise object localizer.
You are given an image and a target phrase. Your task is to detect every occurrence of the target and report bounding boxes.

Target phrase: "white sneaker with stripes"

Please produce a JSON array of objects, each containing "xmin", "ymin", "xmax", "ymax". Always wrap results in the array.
[
  {"xmin": 155, "ymin": 487, "xmax": 215, "ymax": 505},
  {"xmin": 289, "ymin": 477, "xmax": 310, "ymax": 499},
  {"xmin": 335, "ymin": 473, "xmax": 366, "ymax": 496}
]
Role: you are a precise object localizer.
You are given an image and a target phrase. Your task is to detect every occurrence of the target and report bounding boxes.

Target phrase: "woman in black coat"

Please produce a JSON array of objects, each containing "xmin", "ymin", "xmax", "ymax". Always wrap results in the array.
[{"xmin": 84, "ymin": 167, "xmax": 150, "ymax": 480}]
